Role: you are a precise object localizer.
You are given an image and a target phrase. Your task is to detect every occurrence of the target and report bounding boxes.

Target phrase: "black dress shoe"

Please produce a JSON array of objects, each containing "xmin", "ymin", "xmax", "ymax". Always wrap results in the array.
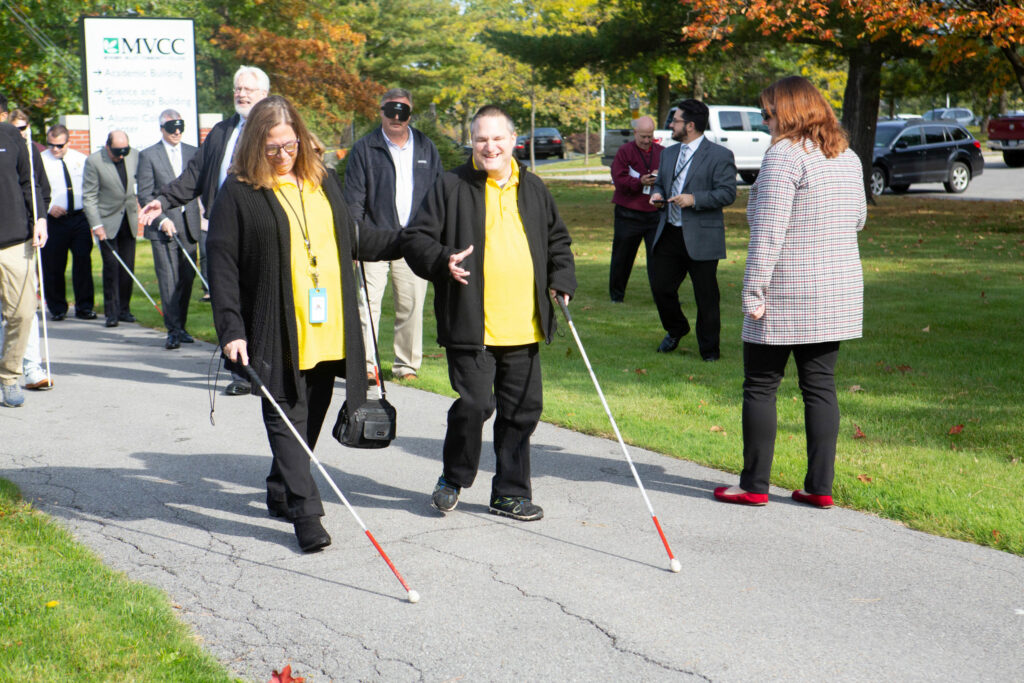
[
  {"xmin": 178, "ymin": 330, "xmax": 194, "ymax": 343},
  {"xmin": 75, "ymin": 309, "xmax": 97, "ymax": 320},
  {"xmin": 119, "ymin": 312, "xmax": 136, "ymax": 323},
  {"xmin": 105, "ymin": 318, "xmax": 119, "ymax": 328},
  {"xmin": 293, "ymin": 516, "xmax": 331, "ymax": 552},
  {"xmin": 702, "ymin": 353, "xmax": 720, "ymax": 362},
  {"xmin": 165, "ymin": 333, "xmax": 180, "ymax": 350},
  {"xmin": 656, "ymin": 334, "xmax": 680, "ymax": 353},
  {"xmin": 51, "ymin": 312, "xmax": 66, "ymax": 321},
  {"xmin": 225, "ymin": 380, "xmax": 250, "ymax": 396}
]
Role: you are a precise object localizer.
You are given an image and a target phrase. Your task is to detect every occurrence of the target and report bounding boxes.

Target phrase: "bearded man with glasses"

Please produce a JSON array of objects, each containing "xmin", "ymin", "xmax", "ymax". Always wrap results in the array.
[{"xmin": 137, "ymin": 109, "xmax": 202, "ymax": 349}]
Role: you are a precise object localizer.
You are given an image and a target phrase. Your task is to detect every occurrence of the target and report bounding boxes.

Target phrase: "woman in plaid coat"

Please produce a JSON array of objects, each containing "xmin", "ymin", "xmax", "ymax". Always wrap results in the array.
[{"xmin": 715, "ymin": 76, "xmax": 866, "ymax": 508}]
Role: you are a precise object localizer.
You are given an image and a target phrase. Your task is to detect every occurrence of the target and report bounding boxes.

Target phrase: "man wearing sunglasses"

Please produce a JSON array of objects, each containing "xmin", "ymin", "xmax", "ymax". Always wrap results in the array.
[
  {"xmin": 344, "ymin": 88, "xmax": 442, "ymax": 384},
  {"xmin": 137, "ymin": 110, "xmax": 201, "ymax": 350},
  {"xmin": 83, "ymin": 130, "xmax": 139, "ymax": 327},
  {"xmin": 138, "ymin": 65, "xmax": 270, "ymax": 393},
  {"xmin": 40, "ymin": 124, "xmax": 95, "ymax": 322}
]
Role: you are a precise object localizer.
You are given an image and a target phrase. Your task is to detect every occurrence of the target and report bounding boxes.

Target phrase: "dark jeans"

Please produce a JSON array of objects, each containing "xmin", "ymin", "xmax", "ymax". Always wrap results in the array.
[
  {"xmin": 740, "ymin": 341, "xmax": 841, "ymax": 495},
  {"xmin": 150, "ymin": 233, "xmax": 196, "ymax": 334},
  {"xmin": 42, "ymin": 210, "xmax": 94, "ymax": 315},
  {"xmin": 609, "ymin": 205, "xmax": 659, "ymax": 302},
  {"xmin": 648, "ymin": 224, "xmax": 720, "ymax": 358},
  {"xmin": 443, "ymin": 344, "xmax": 543, "ymax": 500},
  {"xmin": 99, "ymin": 221, "xmax": 136, "ymax": 321},
  {"xmin": 262, "ymin": 360, "xmax": 343, "ymax": 519}
]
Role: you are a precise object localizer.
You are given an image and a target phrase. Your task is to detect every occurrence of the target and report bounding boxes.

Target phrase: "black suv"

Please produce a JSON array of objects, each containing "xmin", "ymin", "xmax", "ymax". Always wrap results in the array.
[
  {"xmin": 515, "ymin": 127, "xmax": 564, "ymax": 160},
  {"xmin": 871, "ymin": 119, "xmax": 984, "ymax": 196}
]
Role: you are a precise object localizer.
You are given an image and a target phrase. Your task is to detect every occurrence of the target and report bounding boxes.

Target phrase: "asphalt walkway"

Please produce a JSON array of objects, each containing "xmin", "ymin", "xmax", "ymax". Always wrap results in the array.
[{"xmin": 2, "ymin": 320, "xmax": 1021, "ymax": 681}]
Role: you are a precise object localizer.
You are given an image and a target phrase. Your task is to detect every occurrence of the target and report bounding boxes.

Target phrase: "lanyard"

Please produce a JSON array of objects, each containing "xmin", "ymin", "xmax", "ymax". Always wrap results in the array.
[
  {"xmin": 278, "ymin": 182, "xmax": 319, "ymax": 289},
  {"xmin": 671, "ymin": 146, "xmax": 695, "ymax": 188}
]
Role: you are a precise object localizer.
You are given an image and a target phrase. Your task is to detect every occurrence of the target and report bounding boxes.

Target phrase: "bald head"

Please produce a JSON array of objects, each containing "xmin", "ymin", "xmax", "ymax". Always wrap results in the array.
[
  {"xmin": 105, "ymin": 130, "xmax": 130, "ymax": 161},
  {"xmin": 632, "ymin": 116, "xmax": 655, "ymax": 150}
]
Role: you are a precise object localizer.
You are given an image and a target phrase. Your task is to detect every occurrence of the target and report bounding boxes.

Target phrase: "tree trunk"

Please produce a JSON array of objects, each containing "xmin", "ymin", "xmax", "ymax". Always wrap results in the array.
[
  {"xmin": 841, "ymin": 46, "xmax": 883, "ymax": 201},
  {"xmin": 656, "ymin": 74, "xmax": 670, "ymax": 128},
  {"xmin": 693, "ymin": 71, "xmax": 705, "ymax": 101},
  {"xmin": 1000, "ymin": 45, "xmax": 1024, "ymax": 98}
]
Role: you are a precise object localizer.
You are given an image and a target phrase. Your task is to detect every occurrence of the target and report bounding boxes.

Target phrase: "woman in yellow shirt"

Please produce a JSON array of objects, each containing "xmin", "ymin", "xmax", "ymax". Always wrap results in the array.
[{"xmin": 208, "ymin": 96, "xmax": 400, "ymax": 552}]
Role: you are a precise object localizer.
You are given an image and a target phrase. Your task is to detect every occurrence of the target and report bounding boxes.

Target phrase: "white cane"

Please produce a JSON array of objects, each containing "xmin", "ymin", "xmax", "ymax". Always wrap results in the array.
[
  {"xmin": 171, "ymin": 231, "xmax": 209, "ymax": 291},
  {"xmin": 92, "ymin": 235, "xmax": 164, "ymax": 318},
  {"xmin": 25, "ymin": 127, "xmax": 52, "ymax": 386}
]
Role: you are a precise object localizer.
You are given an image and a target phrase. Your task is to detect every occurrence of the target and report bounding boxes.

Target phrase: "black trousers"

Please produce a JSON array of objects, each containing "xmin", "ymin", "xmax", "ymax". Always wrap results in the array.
[
  {"xmin": 99, "ymin": 220, "xmax": 136, "ymax": 321},
  {"xmin": 443, "ymin": 344, "xmax": 543, "ymax": 500},
  {"xmin": 740, "ymin": 341, "xmax": 841, "ymax": 495},
  {"xmin": 151, "ymin": 232, "xmax": 197, "ymax": 334},
  {"xmin": 609, "ymin": 205, "xmax": 659, "ymax": 302},
  {"xmin": 42, "ymin": 210, "xmax": 94, "ymax": 316},
  {"xmin": 261, "ymin": 361, "xmax": 343, "ymax": 519},
  {"xmin": 648, "ymin": 224, "xmax": 720, "ymax": 358}
]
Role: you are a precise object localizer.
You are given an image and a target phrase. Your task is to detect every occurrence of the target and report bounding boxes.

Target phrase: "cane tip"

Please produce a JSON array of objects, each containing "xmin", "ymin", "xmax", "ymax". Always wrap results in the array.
[
  {"xmin": 407, "ymin": 589, "xmax": 420, "ymax": 604},
  {"xmin": 669, "ymin": 558, "xmax": 682, "ymax": 573}
]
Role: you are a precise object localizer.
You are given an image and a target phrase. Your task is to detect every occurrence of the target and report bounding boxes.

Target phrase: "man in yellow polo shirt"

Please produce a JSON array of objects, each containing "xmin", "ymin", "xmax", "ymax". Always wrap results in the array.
[{"xmin": 403, "ymin": 105, "xmax": 576, "ymax": 521}]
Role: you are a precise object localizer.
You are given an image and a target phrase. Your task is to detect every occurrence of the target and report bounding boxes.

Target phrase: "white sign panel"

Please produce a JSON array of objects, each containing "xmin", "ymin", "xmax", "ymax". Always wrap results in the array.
[{"xmin": 81, "ymin": 17, "xmax": 198, "ymax": 153}]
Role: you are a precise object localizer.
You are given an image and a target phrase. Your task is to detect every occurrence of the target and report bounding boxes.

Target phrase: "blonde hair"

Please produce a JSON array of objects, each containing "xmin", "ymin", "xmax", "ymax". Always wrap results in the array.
[{"xmin": 231, "ymin": 96, "xmax": 325, "ymax": 190}]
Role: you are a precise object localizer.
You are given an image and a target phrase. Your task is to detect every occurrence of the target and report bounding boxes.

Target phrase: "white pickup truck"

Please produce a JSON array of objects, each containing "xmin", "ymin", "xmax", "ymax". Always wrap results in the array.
[{"xmin": 602, "ymin": 105, "xmax": 771, "ymax": 183}]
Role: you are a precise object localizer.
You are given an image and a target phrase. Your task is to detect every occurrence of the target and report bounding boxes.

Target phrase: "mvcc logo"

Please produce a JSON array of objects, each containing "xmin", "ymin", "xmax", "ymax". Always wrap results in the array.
[{"xmin": 102, "ymin": 37, "xmax": 186, "ymax": 55}]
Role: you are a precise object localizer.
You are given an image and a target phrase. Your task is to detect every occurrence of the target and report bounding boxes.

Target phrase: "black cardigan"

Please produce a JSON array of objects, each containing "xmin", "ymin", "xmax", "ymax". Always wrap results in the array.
[
  {"xmin": 402, "ymin": 161, "xmax": 576, "ymax": 350},
  {"xmin": 207, "ymin": 168, "xmax": 401, "ymax": 403}
]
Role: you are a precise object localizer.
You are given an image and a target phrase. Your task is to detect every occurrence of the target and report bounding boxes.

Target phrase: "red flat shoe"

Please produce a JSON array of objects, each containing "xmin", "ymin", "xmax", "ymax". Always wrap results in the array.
[
  {"xmin": 713, "ymin": 486, "xmax": 768, "ymax": 506},
  {"xmin": 792, "ymin": 490, "xmax": 834, "ymax": 508}
]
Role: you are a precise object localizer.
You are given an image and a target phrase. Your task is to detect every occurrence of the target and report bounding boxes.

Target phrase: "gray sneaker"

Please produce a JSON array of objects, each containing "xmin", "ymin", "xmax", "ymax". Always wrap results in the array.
[
  {"xmin": 2, "ymin": 383, "xmax": 25, "ymax": 407},
  {"xmin": 431, "ymin": 477, "xmax": 460, "ymax": 513}
]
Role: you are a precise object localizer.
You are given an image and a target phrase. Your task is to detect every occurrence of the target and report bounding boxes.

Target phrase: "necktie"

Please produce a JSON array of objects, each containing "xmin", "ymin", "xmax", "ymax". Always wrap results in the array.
[
  {"xmin": 170, "ymin": 144, "xmax": 181, "ymax": 176},
  {"xmin": 670, "ymin": 145, "xmax": 690, "ymax": 224},
  {"xmin": 62, "ymin": 159, "xmax": 74, "ymax": 210}
]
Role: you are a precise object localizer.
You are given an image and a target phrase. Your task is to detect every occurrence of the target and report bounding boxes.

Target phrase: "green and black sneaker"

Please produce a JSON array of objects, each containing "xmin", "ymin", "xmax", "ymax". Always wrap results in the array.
[{"xmin": 489, "ymin": 496, "xmax": 543, "ymax": 521}]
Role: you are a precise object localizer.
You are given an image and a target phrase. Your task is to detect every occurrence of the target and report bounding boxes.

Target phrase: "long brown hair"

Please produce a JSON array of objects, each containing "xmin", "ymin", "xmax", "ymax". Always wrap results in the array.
[
  {"xmin": 231, "ymin": 95, "xmax": 326, "ymax": 190},
  {"xmin": 760, "ymin": 76, "xmax": 848, "ymax": 159}
]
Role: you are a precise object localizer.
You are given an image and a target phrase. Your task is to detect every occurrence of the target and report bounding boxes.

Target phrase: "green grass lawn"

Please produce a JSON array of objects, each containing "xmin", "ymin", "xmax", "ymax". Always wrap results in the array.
[{"xmin": 3, "ymin": 182, "xmax": 1021, "ymax": 677}]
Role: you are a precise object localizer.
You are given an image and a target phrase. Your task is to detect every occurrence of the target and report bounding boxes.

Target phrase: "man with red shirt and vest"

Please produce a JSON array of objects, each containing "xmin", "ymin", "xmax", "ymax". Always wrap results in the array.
[
  {"xmin": 403, "ymin": 105, "xmax": 576, "ymax": 522},
  {"xmin": 609, "ymin": 115, "xmax": 662, "ymax": 303}
]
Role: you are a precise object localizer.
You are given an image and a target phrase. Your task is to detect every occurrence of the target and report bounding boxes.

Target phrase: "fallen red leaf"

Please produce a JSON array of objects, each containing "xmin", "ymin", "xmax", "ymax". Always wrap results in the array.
[
  {"xmin": 857, "ymin": 474, "xmax": 872, "ymax": 483},
  {"xmin": 270, "ymin": 665, "xmax": 304, "ymax": 683},
  {"xmin": 948, "ymin": 424, "xmax": 964, "ymax": 435},
  {"xmin": 853, "ymin": 424, "xmax": 866, "ymax": 439},
  {"xmin": 634, "ymin": 368, "xmax": 648, "ymax": 375},
  {"xmin": 709, "ymin": 425, "xmax": 725, "ymax": 433},
  {"xmin": 848, "ymin": 385, "xmax": 863, "ymax": 393},
  {"xmin": 992, "ymin": 529, "xmax": 1002, "ymax": 541}
]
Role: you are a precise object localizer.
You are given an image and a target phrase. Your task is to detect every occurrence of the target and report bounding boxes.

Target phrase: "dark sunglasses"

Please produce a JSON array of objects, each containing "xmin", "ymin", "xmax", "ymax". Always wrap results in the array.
[
  {"xmin": 15, "ymin": 124, "xmax": 28, "ymax": 131},
  {"xmin": 110, "ymin": 146, "xmax": 130, "ymax": 157},
  {"xmin": 48, "ymin": 142, "xmax": 67, "ymax": 149},
  {"xmin": 760, "ymin": 108, "xmax": 772, "ymax": 122},
  {"xmin": 381, "ymin": 101, "xmax": 411, "ymax": 122},
  {"xmin": 162, "ymin": 119, "xmax": 185, "ymax": 134}
]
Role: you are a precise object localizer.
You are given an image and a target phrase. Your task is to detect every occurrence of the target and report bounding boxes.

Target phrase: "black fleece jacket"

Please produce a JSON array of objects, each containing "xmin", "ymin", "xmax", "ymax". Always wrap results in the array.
[
  {"xmin": 401, "ymin": 161, "xmax": 576, "ymax": 350},
  {"xmin": 207, "ymin": 169, "xmax": 401, "ymax": 403}
]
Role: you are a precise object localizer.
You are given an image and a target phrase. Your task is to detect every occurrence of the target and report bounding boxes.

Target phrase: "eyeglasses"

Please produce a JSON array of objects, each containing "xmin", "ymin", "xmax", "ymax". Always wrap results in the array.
[
  {"xmin": 671, "ymin": 117, "xmax": 687, "ymax": 126},
  {"xmin": 234, "ymin": 86, "xmax": 261, "ymax": 95},
  {"xmin": 760, "ymin": 108, "xmax": 772, "ymax": 122},
  {"xmin": 48, "ymin": 142, "xmax": 67, "ymax": 149},
  {"xmin": 162, "ymin": 119, "xmax": 185, "ymax": 134},
  {"xmin": 265, "ymin": 139, "xmax": 299, "ymax": 158},
  {"xmin": 381, "ymin": 101, "xmax": 411, "ymax": 122}
]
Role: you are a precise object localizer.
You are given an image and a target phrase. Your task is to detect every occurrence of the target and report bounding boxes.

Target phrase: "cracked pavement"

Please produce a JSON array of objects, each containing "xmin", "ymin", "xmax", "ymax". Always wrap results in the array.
[{"xmin": 2, "ymin": 320, "xmax": 1021, "ymax": 681}]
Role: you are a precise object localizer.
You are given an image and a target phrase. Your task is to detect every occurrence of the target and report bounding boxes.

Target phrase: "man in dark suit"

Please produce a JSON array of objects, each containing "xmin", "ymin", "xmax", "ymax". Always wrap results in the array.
[
  {"xmin": 137, "ymin": 109, "xmax": 202, "ymax": 349},
  {"xmin": 649, "ymin": 100, "xmax": 737, "ymax": 361},
  {"xmin": 138, "ymin": 66, "xmax": 269, "ymax": 390},
  {"xmin": 83, "ymin": 130, "xmax": 139, "ymax": 328}
]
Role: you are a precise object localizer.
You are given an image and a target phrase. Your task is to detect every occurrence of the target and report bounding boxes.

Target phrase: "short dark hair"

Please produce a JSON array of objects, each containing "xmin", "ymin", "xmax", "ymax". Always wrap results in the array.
[
  {"xmin": 47, "ymin": 124, "xmax": 69, "ymax": 139},
  {"xmin": 470, "ymin": 105, "xmax": 515, "ymax": 137},
  {"xmin": 675, "ymin": 99, "xmax": 709, "ymax": 133}
]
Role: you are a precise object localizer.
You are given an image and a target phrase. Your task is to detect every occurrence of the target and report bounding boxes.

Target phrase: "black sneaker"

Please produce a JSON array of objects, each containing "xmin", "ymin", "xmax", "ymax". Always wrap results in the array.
[
  {"xmin": 431, "ymin": 477, "xmax": 460, "ymax": 513},
  {"xmin": 489, "ymin": 496, "xmax": 543, "ymax": 521},
  {"xmin": 293, "ymin": 516, "xmax": 331, "ymax": 552}
]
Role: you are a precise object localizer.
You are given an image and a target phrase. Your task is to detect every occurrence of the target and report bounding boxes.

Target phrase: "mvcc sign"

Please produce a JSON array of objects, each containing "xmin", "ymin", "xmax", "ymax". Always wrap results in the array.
[{"xmin": 102, "ymin": 36, "xmax": 186, "ymax": 55}]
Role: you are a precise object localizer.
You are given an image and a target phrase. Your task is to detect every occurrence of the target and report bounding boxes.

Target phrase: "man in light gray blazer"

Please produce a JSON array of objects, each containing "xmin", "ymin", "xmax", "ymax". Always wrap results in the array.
[
  {"xmin": 137, "ymin": 110, "xmax": 201, "ymax": 349},
  {"xmin": 83, "ymin": 131, "xmax": 139, "ymax": 327},
  {"xmin": 649, "ymin": 100, "xmax": 737, "ymax": 361}
]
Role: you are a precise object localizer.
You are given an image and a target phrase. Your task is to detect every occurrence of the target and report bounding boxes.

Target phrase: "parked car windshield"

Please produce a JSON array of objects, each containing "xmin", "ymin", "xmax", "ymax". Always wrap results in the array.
[{"xmin": 875, "ymin": 126, "xmax": 903, "ymax": 147}]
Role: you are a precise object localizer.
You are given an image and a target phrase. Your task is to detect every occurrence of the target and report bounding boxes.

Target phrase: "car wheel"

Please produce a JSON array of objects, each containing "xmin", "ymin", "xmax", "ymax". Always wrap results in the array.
[
  {"xmin": 943, "ymin": 161, "xmax": 970, "ymax": 193},
  {"xmin": 1003, "ymin": 150, "xmax": 1024, "ymax": 168},
  {"xmin": 870, "ymin": 167, "xmax": 887, "ymax": 197},
  {"xmin": 890, "ymin": 184, "xmax": 910, "ymax": 193},
  {"xmin": 740, "ymin": 171, "xmax": 759, "ymax": 184}
]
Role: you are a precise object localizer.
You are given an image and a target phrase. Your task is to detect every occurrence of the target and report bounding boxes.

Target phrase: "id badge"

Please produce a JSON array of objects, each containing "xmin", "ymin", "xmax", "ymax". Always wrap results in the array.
[{"xmin": 309, "ymin": 288, "xmax": 328, "ymax": 324}]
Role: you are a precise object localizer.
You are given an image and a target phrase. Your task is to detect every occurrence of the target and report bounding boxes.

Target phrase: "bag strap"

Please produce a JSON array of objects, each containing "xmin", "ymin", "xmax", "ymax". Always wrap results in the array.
[{"xmin": 356, "ymin": 260, "xmax": 386, "ymax": 400}]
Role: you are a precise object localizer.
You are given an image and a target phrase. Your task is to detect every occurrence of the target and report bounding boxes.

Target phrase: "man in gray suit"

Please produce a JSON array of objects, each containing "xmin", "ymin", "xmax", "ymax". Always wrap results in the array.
[
  {"xmin": 649, "ymin": 100, "xmax": 737, "ymax": 361},
  {"xmin": 137, "ymin": 110, "xmax": 201, "ymax": 349},
  {"xmin": 84, "ymin": 130, "xmax": 139, "ymax": 327}
]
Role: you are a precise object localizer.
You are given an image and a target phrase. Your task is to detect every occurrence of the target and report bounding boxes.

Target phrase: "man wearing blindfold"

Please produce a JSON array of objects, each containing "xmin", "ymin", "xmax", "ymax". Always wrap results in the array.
[
  {"xmin": 344, "ymin": 88, "xmax": 443, "ymax": 384},
  {"xmin": 83, "ymin": 130, "xmax": 139, "ymax": 327},
  {"xmin": 138, "ymin": 109, "xmax": 201, "ymax": 350}
]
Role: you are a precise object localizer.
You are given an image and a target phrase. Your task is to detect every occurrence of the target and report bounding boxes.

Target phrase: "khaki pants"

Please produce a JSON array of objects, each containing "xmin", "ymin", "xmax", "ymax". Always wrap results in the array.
[
  {"xmin": 0, "ymin": 240, "xmax": 36, "ymax": 385},
  {"xmin": 359, "ymin": 257, "xmax": 427, "ymax": 378}
]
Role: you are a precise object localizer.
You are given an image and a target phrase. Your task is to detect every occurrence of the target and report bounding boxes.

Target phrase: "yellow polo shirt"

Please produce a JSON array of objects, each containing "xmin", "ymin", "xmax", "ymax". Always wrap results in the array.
[
  {"xmin": 274, "ymin": 179, "xmax": 345, "ymax": 369},
  {"xmin": 482, "ymin": 159, "xmax": 544, "ymax": 346}
]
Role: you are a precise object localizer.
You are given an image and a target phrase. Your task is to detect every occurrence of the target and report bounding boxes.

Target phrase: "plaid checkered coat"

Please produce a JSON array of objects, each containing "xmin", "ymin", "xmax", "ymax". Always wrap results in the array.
[{"xmin": 742, "ymin": 139, "xmax": 866, "ymax": 345}]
